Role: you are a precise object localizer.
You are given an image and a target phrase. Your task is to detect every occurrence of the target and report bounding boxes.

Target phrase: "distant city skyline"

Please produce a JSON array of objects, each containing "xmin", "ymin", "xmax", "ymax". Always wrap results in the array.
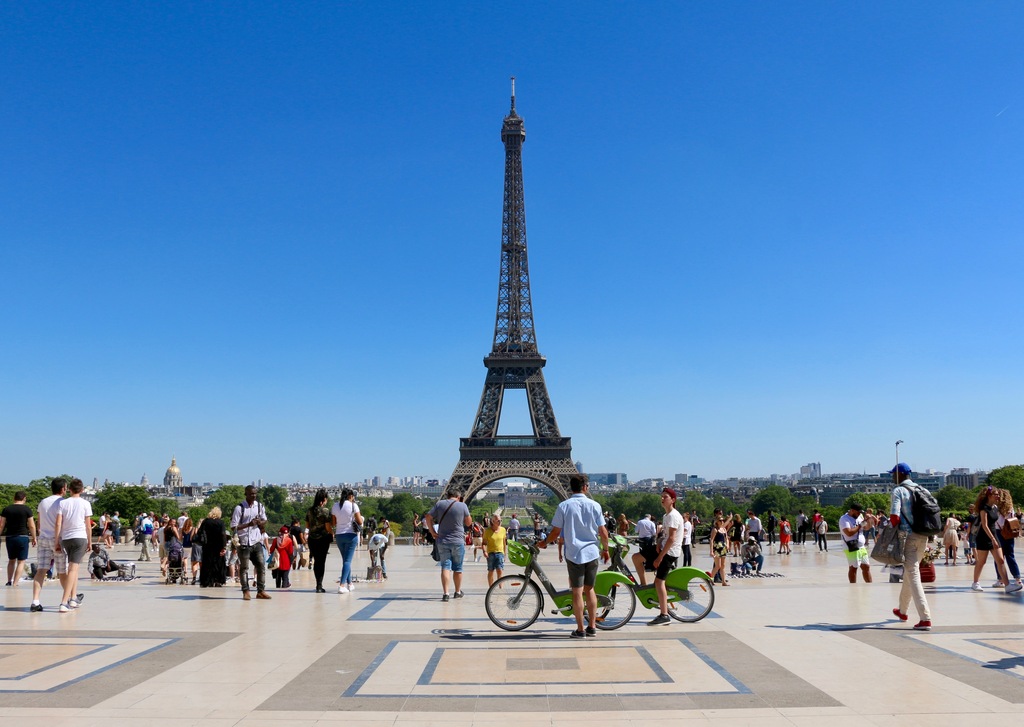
[
  {"xmin": 3, "ymin": 5, "xmax": 1021, "ymax": 487},
  {"xmin": 13, "ymin": 456, "xmax": 996, "ymax": 492}
]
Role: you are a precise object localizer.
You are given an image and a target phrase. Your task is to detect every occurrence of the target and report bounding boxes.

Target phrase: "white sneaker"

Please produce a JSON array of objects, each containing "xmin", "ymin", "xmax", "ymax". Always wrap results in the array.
[
  {"xmin": 338, "ymin": 585, "xmax": 348, "ymax": 594},
  {"xmin": 992, "ymin": 581, "xmax": 1004, "ymax": 589},
  {"xmin": 971, "ymin": 582, "xmax": 983, "ymax": 592},
  {"xmin": 347, "ymin": 583, "xmax": 354, "ymax": 592},
  {"xmin": 1005, "ymin": 581, "xmax": 1023, "ymax": 594},
  {"xmin": 58, "ymin": 603, "xmax": 70, "ymax": 613}
]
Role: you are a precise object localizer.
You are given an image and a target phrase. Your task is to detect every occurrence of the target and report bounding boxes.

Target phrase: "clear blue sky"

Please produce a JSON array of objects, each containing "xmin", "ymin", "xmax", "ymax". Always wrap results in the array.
[{"xmin": 2, "ymin": 3, "xmax": 1021, "ymax": 486}]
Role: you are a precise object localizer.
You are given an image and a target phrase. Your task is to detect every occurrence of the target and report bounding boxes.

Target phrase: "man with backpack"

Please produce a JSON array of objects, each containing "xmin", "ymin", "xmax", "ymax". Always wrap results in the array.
[{"xmin": 888, "ymin": 462, "xmax": 934, "ymax": 631}]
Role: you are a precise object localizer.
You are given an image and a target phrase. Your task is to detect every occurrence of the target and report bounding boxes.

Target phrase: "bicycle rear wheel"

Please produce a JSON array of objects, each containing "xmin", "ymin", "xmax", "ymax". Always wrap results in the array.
[
  {"xmin": 667, "ymin": 572, "xmax": 715, "ymax": 622},
  {"xmin": 485, "ymin": 576, "xmax": 543, "ymax": 631},
  {"xmin": 594, "ymin": 582, "xmax": 636, "ymax": 630}
]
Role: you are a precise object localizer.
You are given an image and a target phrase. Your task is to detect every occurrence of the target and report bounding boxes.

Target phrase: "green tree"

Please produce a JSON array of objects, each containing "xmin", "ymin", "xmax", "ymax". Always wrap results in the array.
[
  {"xmin": 152, "ymin": 498, "xmax": 182, "ymax": 518},
  {"xmin": 934, "ymin": 485, "xmax": 975, "ymax": 512},
  {"xmin": 381, "ymin": 493, "xmax": 429, "ymax": 526},
  {"xmin": 711, "ymin": 494, "xmax": 740, "ymax": 515},
  {"xmin": 261, "ymin": 486, "xmax": 289, "ymax": 521},
  {"xmin": 93, "ymin": 484, "xmax": 155, "ymax": 520},
  {"xmin": 678, "ymin": 490, "xmax": 712, "ymax": 520},
  {"xmin": 840, "ymin": 493, "xmax": 890, "ymax": 513},
  {"xmin": 750, "ymin": 486, "xmax": 796, "ymax": 517},
  {"xmin": 203, "ymin": 486, "xmax": 247, "ymax": 519},
  {"xmin": 985, "ymin": 465, "xmax": 1024, "ymax": 507}
]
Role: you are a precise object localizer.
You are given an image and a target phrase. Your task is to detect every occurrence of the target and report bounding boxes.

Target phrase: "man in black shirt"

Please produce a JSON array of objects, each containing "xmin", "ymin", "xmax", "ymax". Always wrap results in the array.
[{"xmin": 0, "ymin": 491, "xmax": 37, "ymax": 587}]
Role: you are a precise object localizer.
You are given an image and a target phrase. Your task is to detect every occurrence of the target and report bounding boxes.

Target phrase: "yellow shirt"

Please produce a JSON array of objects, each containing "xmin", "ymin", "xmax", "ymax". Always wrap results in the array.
[{"xmin": 483, "ymin": 526, "xmax": 507, "ymax": 554}]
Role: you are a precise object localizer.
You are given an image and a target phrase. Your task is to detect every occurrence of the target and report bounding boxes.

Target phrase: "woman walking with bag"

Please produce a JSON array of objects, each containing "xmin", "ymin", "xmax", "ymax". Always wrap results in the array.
[
  {"xmin": 332, "ymin": 488, "xmax": 363, "ymax": 594},
  {"xmin": 970, "ymin": 487, "xmax": 1012, "ymax": 592},
  {"xmin": 993, "ymin": 489, "xmax": 1022, "ymax": 592},
  {"xmin": 306, "ymin": 489, "xmax": 334, "ymax": 593}
]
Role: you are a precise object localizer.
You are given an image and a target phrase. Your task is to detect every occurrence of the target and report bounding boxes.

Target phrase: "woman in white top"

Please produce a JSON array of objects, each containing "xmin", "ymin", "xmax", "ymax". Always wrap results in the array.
[{"xmin": 331, "ymin": 488, "xmax": 363, "ymax": 593}]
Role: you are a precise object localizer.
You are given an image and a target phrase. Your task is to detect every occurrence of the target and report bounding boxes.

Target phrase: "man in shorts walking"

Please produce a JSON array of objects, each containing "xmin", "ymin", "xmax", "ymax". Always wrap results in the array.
[
  {"xmin": 839, "ymin": 502, "xmax": 872, "ymax": 583},
  {"xmin": 539, "ymin": 474, "xmax": 609, "ymax": 638},
  {"xmin": 648, "ymin": 488, "xmax": 683, "ymax": 626},
  {"xmin": 53, "ymin": 478, "xmax": 93, "ymax": 613},
  {"xmin": 31, "ymin": 477, "xmax": 69, "ymax": 612},
  {"xmin": 483, "ymin": 513, "xmax": 507, "ymax": 586},
  {"xmin": 425, "ymin": 492, "xmax": 472, "ymax": 601}
]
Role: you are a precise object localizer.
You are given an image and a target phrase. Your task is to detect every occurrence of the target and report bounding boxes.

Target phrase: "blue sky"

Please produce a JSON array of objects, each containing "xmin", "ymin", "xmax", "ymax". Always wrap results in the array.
[{"xmin": 2, "ymin": 3, "xmax": 1022, "ymax": 486}]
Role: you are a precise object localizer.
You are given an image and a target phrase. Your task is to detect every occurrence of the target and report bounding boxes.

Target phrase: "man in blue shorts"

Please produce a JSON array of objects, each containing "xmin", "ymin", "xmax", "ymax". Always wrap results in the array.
[{"xmin": 426, "ymin": 492, "xmax": 472, "ymax": 601}]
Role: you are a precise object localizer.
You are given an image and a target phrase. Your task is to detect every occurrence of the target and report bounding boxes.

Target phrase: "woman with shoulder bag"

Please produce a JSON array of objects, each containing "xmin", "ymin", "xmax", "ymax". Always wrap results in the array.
[
  {"xmin": 332, "ymin": 488, "xmax": 363, "ymax": 594},
  {"xmin": 971, "ymin": 487, "xmax": 1013, "ymax": 592},
  {"xmin": 306, "ymin": 489, "xmax": 334, "ymax": 593},
  {"xmin": 993, "ymin": 489, "xmax": 1022, "ymax": 592}
]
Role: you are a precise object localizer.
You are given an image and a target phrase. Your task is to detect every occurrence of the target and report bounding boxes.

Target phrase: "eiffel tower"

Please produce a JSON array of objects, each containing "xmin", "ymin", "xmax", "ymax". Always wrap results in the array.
[{"xmin": 447, "ymin": 80, "xmax": 578, "ymax": 503}]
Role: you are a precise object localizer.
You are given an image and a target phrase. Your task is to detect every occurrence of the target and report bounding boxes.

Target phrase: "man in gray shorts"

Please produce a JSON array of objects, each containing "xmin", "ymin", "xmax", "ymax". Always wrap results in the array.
[
  {"xmin": 539, "ymin": 474, "xmax": 609, "ymax": 638},
  {"xmin": 53, "ymin": 478, "xmax": 93, "ymax": 613}
]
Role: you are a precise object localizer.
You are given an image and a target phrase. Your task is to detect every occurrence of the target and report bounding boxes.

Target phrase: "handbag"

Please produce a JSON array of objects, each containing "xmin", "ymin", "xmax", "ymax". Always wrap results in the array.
[
  {"xmin": 1000, "ymin": 517, "xmax": 1020, "ymax": 540},
  {"xmin": 430, "ymin": 499, "xmax": 458, "ymax": 562},
  {"xmin": 870, "ymin": 522, "xmax": 905, "ymax": 566},
  {"xmin": 269, "ymin": 545, "xmax": 281, "ymax": 570},
  {"xmin": 346, "ymin": 502, "xmax": 362, "ymax": 534}
]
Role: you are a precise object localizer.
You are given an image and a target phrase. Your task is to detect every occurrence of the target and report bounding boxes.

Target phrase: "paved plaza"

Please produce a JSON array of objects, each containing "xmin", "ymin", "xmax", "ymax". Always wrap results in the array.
[{"xmin": 0, "ymin": 538, "xmax": 1021, "ymax": 726}]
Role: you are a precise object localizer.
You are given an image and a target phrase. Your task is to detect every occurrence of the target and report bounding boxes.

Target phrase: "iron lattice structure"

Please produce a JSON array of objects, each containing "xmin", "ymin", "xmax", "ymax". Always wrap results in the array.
[{"xmin": 447, "ymin": 82, "xmax": 576, "ymax": 503}]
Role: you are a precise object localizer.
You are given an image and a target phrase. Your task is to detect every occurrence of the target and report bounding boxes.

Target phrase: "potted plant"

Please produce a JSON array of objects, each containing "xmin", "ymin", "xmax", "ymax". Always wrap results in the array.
[{"xmin": 919, "ymin": 541, "xmax": 941, "ymax": 583}]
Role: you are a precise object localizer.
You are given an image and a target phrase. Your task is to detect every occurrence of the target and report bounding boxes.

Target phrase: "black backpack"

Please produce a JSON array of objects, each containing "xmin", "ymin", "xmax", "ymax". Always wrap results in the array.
[{"xmin": 909, "ymin": 486, "xmax": 942, "ymax": 535}]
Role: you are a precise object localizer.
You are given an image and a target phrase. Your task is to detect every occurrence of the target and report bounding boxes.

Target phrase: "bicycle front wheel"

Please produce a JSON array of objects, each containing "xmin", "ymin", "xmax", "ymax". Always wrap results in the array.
[
  {"xmin": 594, "ymin": 582, "xmax": 637, "ymax": 630},
  {"xmin": 667, "ymin": 571, "xmax": 715, "ymax": 622},
  {"xmin": 485, "ymin": 575, "xmax": 543, "ymax": 631}
]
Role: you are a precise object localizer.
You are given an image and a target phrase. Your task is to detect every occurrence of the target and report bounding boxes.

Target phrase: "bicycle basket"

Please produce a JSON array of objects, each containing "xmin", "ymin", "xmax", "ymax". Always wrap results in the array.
[{"xmin": 507, "ymin": 541, "xmax": 531, "ymax": 567}]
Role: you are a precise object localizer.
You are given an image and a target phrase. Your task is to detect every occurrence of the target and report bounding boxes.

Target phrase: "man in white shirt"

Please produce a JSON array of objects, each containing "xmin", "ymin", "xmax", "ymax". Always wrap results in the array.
[
  {"xmin": 839, "ymin": 502, "xmax": 872, "ymax": 583},
  {"xmin": 53, "ymin": 478, "xmax": 93, "ymax": 613},
  {"xmin": 681, "ymin": 512, "xmax": 694, "ymax": 567},
  {"xmin": 31, "ymin": 477, "xmax": 69, "ymax": 612},
  {"xmin": 231, "ymin": 486, "xmax": 271, "ymax": 600},
  {"xmin": 745, "ymin": 510, "xmax": 763, "ymax": 544},
  {"xmin": 648, "ymin": 488, "xmax": 683, "ymax": 626},
  {"xmin": 138, "ymin": 513, "xmax": 154, "ymax": 561},
  {"xmin": 632, "ymin": 514, "xmax": 658, "ymax": 586}
]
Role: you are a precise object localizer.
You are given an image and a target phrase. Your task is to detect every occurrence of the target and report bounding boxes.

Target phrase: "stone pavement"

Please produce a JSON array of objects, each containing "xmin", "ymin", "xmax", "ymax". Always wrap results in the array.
[{"xmin": 0, "ymin": 537, "xmax": 1021, "ymax": 726}]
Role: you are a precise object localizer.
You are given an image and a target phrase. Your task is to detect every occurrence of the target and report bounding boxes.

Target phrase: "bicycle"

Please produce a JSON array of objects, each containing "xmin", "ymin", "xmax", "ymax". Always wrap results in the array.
[
  {"xmin": 484, "ymin": 537, "xmax": 637, "ymax": 631},
  {"xmin": 597, "ymin": 534, "xmax": 715, "ymax": 625}
]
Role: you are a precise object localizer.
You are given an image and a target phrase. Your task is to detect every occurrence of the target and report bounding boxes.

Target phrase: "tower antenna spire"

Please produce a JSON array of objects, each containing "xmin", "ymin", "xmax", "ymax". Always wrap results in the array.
[{"xmin": 510, "ymin": 76, "xmax": 516, "ymax": 112}]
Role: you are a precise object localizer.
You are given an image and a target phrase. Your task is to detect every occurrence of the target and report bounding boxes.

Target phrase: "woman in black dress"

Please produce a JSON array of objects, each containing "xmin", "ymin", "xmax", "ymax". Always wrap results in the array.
[
  {"xmin": 971, "ymin": 487, "xmax": 1009, "ymax": 592},
  {"xmin": 198, "ymin": 506, "xmax": 227, "ymax": 588}
]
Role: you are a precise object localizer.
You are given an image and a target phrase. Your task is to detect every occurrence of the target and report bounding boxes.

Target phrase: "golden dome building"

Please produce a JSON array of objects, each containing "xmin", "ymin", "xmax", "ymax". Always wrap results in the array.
[{"xmin": 163, "ymin": 457, "xmax": 183, "ymax": 495}]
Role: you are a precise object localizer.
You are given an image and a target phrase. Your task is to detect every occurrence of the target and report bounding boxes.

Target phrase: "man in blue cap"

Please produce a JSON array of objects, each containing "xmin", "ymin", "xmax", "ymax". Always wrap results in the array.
[{"xmin": 888, "ymin": 463, "xmax": 932, "ymax": 631}]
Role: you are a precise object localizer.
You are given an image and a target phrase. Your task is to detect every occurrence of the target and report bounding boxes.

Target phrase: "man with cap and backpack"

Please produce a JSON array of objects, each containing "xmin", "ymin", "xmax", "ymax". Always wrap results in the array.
[{"xmin": 888, "ymin": 463, "xmax": 941, "ymax": 631}]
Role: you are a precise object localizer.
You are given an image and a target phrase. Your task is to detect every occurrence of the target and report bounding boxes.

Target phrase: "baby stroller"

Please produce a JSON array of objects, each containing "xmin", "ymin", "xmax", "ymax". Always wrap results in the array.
[{"xmin": 165, "ymin": 541, "xmax": 187, "ymax": 584}]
